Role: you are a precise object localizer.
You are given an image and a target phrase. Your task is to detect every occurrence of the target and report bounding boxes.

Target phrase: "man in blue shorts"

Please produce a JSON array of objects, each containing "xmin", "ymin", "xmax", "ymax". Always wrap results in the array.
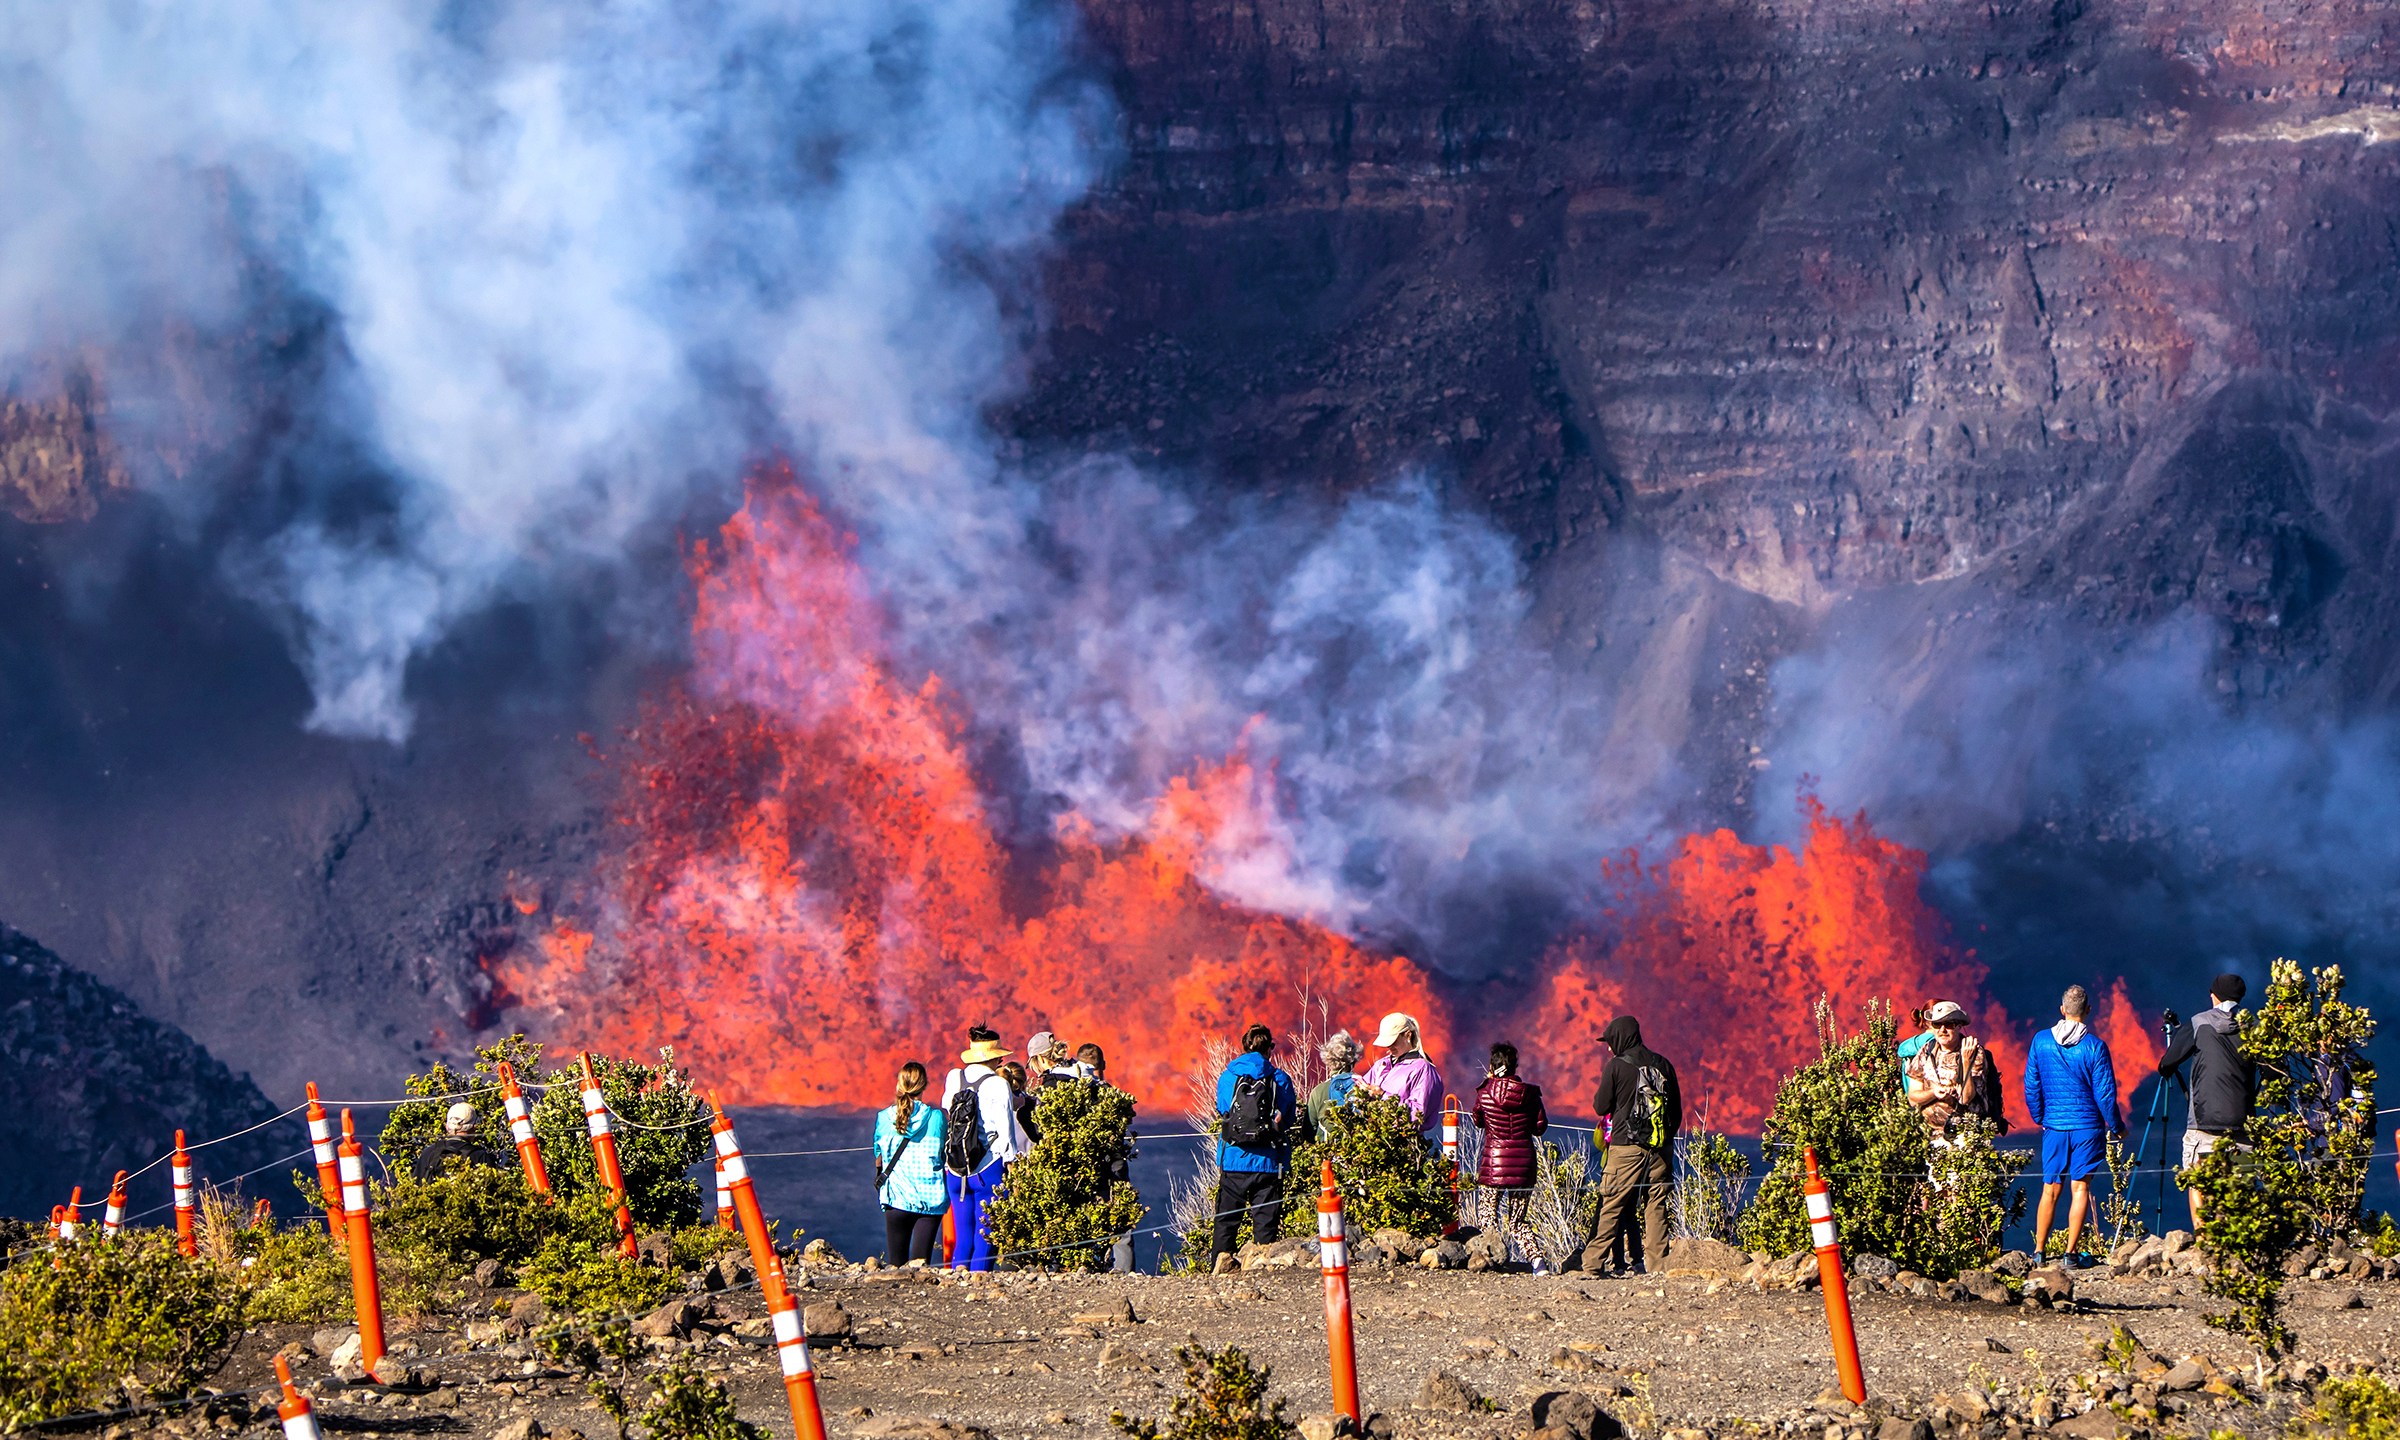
[{"xmin": 2024, "ymin": 984, "xmax": 2119, "ymax": 1265}]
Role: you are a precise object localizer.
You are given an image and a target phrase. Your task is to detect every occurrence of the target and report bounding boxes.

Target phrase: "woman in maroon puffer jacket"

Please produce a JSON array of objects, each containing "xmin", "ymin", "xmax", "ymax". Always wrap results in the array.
[{"xmin": 1470, "ymin": 1042, "xmax": 1550, "ymax": 1271}]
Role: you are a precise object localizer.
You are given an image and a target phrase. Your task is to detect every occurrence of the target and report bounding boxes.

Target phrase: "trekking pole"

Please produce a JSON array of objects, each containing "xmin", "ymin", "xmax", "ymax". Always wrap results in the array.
[
  {"xmin": 1316, "ymin": 1160, "xmax": 1362, "ymax": 1424},
  {"xmin": 1803, "ymin": 1147, "xmax": 1866, "ymax": 1404},
  {"xmin": 273, "ymin": 1354, "xmax": 324, "ymax": 1440},
  {"xmin": 2154, "ymin": 1013, "xmax": 2178, "ymax": 1229},
  {"xmin": 337, "ymin": 1109, "xmax": 386, "ymax": 1371},
  {"xmin": 305, "ymin": 1083, "xmax": 348, "ymax": 1248},
  {"xmin": 102, "ymin": 1170, "xmax": 127, "ymax": 1240},
  {"xmin": 578, "ymin": 1053, "xmax": 640, "ymax": 1258},
  {"xmin": 172, "ymin": 1130, "xmax": 199, "ymax": 1258},
  {"xmin": 497, "ymin": 1062, "xmax": 552, "ymax": 1197}
]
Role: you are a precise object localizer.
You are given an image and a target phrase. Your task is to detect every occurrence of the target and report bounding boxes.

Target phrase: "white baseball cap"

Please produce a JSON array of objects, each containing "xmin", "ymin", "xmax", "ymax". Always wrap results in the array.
[
  {"xmin": 1373, "ymin": 1012, "xmax": 1418, "ymax": 1047},
  {"xmin": 444, "ymin": 1101, "xmax": 476, "ymax": 1135}
]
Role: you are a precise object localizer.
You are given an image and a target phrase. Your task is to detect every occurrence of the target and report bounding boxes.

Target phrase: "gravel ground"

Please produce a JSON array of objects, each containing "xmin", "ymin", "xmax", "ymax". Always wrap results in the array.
[{"xmin": 72, "ymin": 1261, "xmax": 2400, "ymax": 1440}]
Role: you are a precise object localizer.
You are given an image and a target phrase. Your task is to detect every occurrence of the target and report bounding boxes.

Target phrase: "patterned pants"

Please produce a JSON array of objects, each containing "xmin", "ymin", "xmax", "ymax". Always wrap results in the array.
[{"xmin": 1477, "ymin": 1186, "xmax": 1540, "ymax": 1264}]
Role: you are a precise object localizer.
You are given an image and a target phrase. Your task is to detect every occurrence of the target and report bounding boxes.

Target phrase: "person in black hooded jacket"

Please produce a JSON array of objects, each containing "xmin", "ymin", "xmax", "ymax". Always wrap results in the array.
[
  {"xmin": 1590, "ymin": 1015, "xmax": 1682, "ymax": 1274},
  {"xmin": 2157, "ymin": 972, "xmax": 2256, "ymax": 1227}
]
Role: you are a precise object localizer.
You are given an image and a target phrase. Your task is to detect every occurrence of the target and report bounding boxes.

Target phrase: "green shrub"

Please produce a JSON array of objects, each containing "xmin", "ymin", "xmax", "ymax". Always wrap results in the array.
[
  {"xmin": 2186, "ymin": 959, "xmax": 2378, "ymax": 1357},
  {"xmin": 637, "ymin": 1357, "xmax": 764, "ymax": 1440},
  {"xmin": 1286, "ymin": 1089, "xmax": 1458, "ymax": 1242},
  {"xmin": 1672, "ymin": 1129, "xmax": 1752, "ymax": 1243},
  {"xmin": 0, "ymin": 1231, "xmax": 248, "ymax": 1427},
  {"xmin": 382, "ymin": 1035, "xmax": 713, "ymax": 1231},
  {"xmin": 242, "ymin": 1224, "xmax": 357, "ymax": 1325},
  {"xmin": 1738, "ymin": 997, "xmax": 2022, "ymax": 1278},
  {"xmin": 986, "ymin": 1081, "xmax": 1146, "ymax": 1270},
  {"xmin": 2305, "ymin": 1371, "xmax": 2400, "ymax": 1440},
  {"xmin": 520, "ymin": 1233, "xmax": 678, "ymax": 1317},
  {"xmin": 374, "ymin": 1166, "xmax": 553, "ymax": 1267},
  {"xmin": 1111, "ymin": 1344, "xmax": 1293, "ymax": 1440}
]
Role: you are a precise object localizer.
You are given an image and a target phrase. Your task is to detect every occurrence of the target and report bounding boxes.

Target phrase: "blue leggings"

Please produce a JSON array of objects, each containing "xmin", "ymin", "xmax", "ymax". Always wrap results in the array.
[{"xmin": 946, "ymin": 1159, "xmax": 1003, "ymax": 1270}]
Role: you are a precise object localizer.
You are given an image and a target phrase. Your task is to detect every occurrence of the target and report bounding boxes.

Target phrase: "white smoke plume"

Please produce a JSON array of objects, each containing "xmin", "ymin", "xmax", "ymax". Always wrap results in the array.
[{"xmin": 0, "ymin": 0, "xmax": 1103, "ymax": 739}]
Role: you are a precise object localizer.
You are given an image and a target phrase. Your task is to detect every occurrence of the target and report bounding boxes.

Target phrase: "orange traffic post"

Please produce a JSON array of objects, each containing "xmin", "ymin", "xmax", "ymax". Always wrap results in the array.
[
  {"xmin": 941, "ymin": 1207, "xmax": 956, "ymax": 1267},
  {"xmin": 1803, "ymin": 1147, "xmax": 1866, "ymax": 1404},
  {"xmin": 274, "ymin": 1355, "xmax": 324, "ymax": 1440},
  {"xmin": 48, "ymin": 1205, "xmax": 62, "ymax": 1240},
  {"xmin": 252, "ymin": 1198, "xmax": 274, "ymax": 1228},
  {"xmin": 708, "ymin": 1095, "xmax": 791, "ymax": 1311},
  {"xmin": 60, "ymin": 1187, "xmax": 82, "ymax": 1240},
  {"xmin": 498, "ymin": 1062, "xmax": 552, "ymax": 1196},
  {"xmin": 172, "ymin": 1130, "xmax": 199, "ymax": 1257},
  {"xmin": 1316, "ymin": 1160, "xmax": 1363, "ymax": 1424},
  {"xmin": 305, "ymin": 1084, "xmax": 347, "ymax": 1247},
  {"xmin": 1439, "ymin": 1093, "xmax": 1463, "ymax": 1235},
  {"xmin": 769, "ymin": 1283, "xmax": 832, "ymax": 1440},
  {"xmin": 578, "ymin": 1054, "xmax": 639, "ymax": 1258},
  {"xmin": 337, "ymin": 1109, "xmax": 386, "ymax": 1371},
  {"xmin": 715, "ymin": 1155, "xmax": 736, "ymax": 1231},
  {"xmin": 102, "ymin": 1170, "xmax": 127, "ymax": 1240}
]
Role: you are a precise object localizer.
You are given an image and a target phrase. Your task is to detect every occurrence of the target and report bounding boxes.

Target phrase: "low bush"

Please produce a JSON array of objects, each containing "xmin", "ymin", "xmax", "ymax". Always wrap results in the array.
[
  {"xmin": 2304, "ymin": 1371, "xmax": 2400, "ymax": 1440},
  {"xmin": 1672, "ymin": 1129, "xmax": 1752, "ymax": 1243},
  {"xmin": 637, "ymin": 1356, "xmax": 764, "ymax": 1440},
  {"xmin": 0, "ymin": 1231, "xmax": 247, "ymax": 1427},
  {"xmin": 519, "ymin": 1232, "xmax": 679, "ymax": 1317},
  {"xmin": 1739, "ymin": 997, "xmax": 2022, "ymax": 1278},
  {"xmin": 986, "ymin": 1080, "xmax": 1145, "ymax": 1270},
  {"xmin": 381, "ymin": 1035, "xmax": 713, "ymax": 1232},
  {"xmin": 1281, "ymin": 1089, "xmax": 1459, "ymax": 1242},
  {"xmin": 374, "ymin": 1166, "xmax": 553, "ymax": 1267},
  {"xmin": 1111, "ymin": 1344, "xmax": 1293, "ymax": 1440},
  {"xmin": 242, "ymin": 1224, "xmax": 357, "ymax": 1325}
]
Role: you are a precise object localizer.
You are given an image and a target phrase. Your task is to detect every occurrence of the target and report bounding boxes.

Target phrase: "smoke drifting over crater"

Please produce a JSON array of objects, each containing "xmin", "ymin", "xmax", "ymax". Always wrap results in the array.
[{"xmin": 1, "ymin": 0, "xmax": 2397, "ymax": 1120}]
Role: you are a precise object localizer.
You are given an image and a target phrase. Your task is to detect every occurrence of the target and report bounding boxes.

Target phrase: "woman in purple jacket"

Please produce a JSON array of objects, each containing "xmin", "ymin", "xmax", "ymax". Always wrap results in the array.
[{"xmin": 1470, "ymin": 1041, "xmax": 1549, "ymax": 1271}]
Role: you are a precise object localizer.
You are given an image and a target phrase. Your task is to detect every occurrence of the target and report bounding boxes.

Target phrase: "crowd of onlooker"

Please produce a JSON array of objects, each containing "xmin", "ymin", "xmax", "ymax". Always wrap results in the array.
[{"xmin": 867, "ymin": 970, "xmax": 2304, "ymax": 1274}]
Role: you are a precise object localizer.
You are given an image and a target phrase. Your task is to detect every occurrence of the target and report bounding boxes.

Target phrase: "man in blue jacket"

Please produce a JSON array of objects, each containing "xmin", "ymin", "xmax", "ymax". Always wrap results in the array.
[
  {"xmin": 1211, "ymin": 1023, "xmax": 1298, "ymax": 1269},
  {"xmin": 2024, "ymin": 984, "xmax": 2120, "ymax": 1265}
]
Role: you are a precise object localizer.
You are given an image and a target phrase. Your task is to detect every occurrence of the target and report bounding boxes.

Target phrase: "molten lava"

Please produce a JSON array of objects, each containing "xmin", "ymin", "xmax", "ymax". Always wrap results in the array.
[{"xmin": 497, "ymin": 467, "xmax": 2156, "ymax": 1125}]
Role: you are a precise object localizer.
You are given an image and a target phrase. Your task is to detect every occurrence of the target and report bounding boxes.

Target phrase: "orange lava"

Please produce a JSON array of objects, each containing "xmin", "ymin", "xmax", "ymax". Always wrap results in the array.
[{"xmin": 496, "ymin": 466, "xmax": 2151, "ymax": 1126}]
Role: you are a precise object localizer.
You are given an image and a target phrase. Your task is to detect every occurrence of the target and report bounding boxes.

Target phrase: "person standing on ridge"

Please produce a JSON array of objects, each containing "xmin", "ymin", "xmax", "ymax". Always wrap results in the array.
[
  {"xmin": 1360, "ymin": 1012, "xmax": 1444, "ymax": 1140},
  {"xmin": 1590, "ymin": 1015, "xmax": 1681, "ymax": 1275},
  {"xmin": 2157, "ymin": 973, "xmax": 2254, "ymax": 1228},
  {"xmin": 2026, "ymin": 984, "xmax": 2120, "ymax": 1265},
  {"xmin": 1301, "ymin": 1030, "xmax": 1364, "ymax": 1143},
  {"xmin": 875, "ymin": 1062, "xmax": 948, "ymax": 1265},
  {"xmin": 1470, "ymin": 1041, "xmax": 1549, "ymax": 1272},
  {"xmin": 1210, "ymin": 1023, "xmax": 1297, "ymax": 1269},
  {"xmin": 942, "ymin": 1033, "xmax": 1027, "ymax": 1271},
  {"xmin": 1075, "ymin": 1042, "xmax": 1138, "ymax": 1271},
  {"xmin": 413, "ymin": 1101, "xmax": 504, "ymax": 1180}
]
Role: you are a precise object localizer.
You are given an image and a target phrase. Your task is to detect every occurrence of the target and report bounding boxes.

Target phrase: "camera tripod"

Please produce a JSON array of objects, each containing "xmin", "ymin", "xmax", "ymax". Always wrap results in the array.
[{"xmin": 2132, "ymin": 1009, "xmax": 2182, "ymax": 1234}]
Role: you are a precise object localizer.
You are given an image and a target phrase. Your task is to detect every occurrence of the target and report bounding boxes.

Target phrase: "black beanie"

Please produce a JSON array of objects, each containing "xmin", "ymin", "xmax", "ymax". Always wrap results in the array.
[{"xmin": 2211, "ymin": 973, "xmax": 2246, "ymax": 1004}]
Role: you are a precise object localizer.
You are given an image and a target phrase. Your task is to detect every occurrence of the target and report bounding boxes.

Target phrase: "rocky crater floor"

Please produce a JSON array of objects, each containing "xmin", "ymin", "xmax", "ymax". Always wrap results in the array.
[{"xmin": 80, "ymin": 1236, "xmax": 2399, "ymax": 1440}]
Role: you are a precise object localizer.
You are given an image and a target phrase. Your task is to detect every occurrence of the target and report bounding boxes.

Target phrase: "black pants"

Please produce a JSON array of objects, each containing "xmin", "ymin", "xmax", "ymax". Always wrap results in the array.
[
  {"xmin": 1210, "ymin": 1170, "xmax": 1284, "ymax": 1258},
  {"xmin": 884, "ymin": 1206, "xmax": 941, "ymax": 1265}
]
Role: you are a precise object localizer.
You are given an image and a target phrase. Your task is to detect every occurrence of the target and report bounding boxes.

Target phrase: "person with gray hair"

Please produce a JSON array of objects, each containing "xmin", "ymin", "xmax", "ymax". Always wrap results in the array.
[
  {"xmin": 2024, "ymin": 983, "xmax": 2120, "ymax": 1265},
  {"xmin": 1300, "ymin": 1030, "xmax": 1365, "ymax": 1143}
]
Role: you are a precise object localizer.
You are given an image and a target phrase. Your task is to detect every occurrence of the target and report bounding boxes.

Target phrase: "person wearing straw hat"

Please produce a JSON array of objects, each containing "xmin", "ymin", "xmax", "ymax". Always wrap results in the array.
[
  {"xmin": 1904, "ymin": 1000, "xmax": 1988, "ymax": 1137},
  {"xmin": 941, "ymin": 1032, "xmax": 1027, "ymax": 1271}
]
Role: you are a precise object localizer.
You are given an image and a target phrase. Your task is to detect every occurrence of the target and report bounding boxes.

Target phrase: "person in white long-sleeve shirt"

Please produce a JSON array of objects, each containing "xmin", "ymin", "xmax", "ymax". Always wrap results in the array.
[{"xmin": 942, "ymin": 1033, "xmax": 1027, "ymax": 1270}]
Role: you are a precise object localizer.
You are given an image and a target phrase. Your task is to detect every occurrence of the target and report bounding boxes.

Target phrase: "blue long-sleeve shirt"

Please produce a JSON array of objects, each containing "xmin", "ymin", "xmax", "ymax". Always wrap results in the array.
[
  {"xmin": 1214, "ymin": 1051, "xmax": 1298, "ymax": 1173},
  {"xmin": 2025, "ymin": 1021, "xmax": 2119, "ymax": 1133}
]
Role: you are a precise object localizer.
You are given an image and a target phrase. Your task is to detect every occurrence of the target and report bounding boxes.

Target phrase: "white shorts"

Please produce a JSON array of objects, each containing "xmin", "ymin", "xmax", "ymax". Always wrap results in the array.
[{"xmin": 2180, "ymin": 1128, "xmax": 2228, "ymax": 1169}]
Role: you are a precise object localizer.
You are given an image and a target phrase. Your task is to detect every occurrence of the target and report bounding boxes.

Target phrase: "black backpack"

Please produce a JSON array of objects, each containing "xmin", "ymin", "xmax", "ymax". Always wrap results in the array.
[
  {"xmin": 1961, "ymin": 1049, "xmax": 2013, "ymax": 1136},
  {"xmin": 943, "ymin": 1083, "xmax": 991, "ymax": 1174},
  {"xmin": 1221, "ymin": 1071, "xmax": 1281, "ymax": 1148},
  {"xmin": 1630, "ymin": 1064, "xmax": 1670, "ymax": 1149}
]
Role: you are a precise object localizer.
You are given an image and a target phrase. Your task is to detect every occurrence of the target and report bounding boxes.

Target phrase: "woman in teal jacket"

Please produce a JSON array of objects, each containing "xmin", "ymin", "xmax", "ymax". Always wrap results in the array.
[{"xmin": 876, "ymin": 1062, "xmax": 950, "ymax": 1264}]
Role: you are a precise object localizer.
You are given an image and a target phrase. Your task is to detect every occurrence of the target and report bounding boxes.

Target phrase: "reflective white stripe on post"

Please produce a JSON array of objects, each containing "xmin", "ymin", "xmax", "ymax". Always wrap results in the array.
[
  {"xmin": 308, "ymin": 1117, "xmax": 335, "ymax": 1162},
  {"xmin": 58, "ymin": 1220, "xmax": 77, "ymax": 1240},
  {"xmin": 282, "ymin": 1412, "xmax": 323, "ymax": 1440},
  {"xmin": 104, "ymin": 1203, "xmax": 123, "ymax": 1235},
  {"xmin": 1804, "ymin": 1191, "xmax": 1833, "ymax": 1222},
  {"xmin": 712, "ymin": 1127, "xmax": 741, "ymax": 1158},
  {"xmin": 720, "ymin": 1152, "xmax": 749, "ymax": 1185},
  {"xmin": 339, "ymin": 1154, "xmax": 367, "ymax": 1214},
  {"xmin": 1810, "ymin": 1218, "xmax": 1837, "ymax": 1250},
  {"xmin": 173, "ymin": 1165, "xmax": 194, "ymax": 1201},
  {"xmin": 772, "ymin": 1304, "xmax": 814, "ymax": 1377},
  {"xmin": 506, "ymin": 1096, "xmax": 536, "ymax": 1144},
  {"xmin": 582, "ymin": 1088, "xmax": 611, "ymax": 1135}
]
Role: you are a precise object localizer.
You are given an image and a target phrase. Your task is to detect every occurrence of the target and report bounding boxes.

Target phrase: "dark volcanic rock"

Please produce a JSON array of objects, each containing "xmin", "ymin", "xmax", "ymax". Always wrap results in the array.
[{"xmin": 0, "ymin": 923, "xmax": 285, "ymax": 1218}]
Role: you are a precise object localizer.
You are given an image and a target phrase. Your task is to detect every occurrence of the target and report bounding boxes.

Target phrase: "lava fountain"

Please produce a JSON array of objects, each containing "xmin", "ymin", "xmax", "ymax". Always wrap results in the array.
[{"xmin": 495, "ymin": 468, "xmax": 2159, "ymax": 1122}]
